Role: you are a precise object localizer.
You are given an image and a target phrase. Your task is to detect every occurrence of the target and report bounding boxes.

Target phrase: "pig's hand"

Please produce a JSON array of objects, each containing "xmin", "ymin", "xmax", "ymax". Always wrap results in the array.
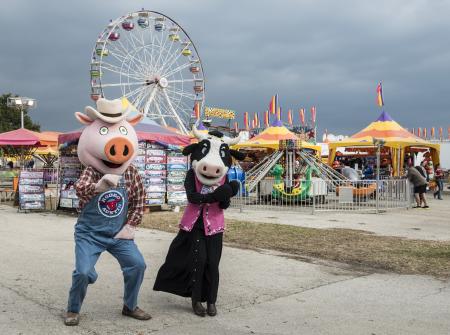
[
  {"xmin": 95, "ymin": 174, "xmax": 121, "ymax": 193},
  {"xmin": 114, "ymin": 224, "xmax": 136, "ymax": 240}
]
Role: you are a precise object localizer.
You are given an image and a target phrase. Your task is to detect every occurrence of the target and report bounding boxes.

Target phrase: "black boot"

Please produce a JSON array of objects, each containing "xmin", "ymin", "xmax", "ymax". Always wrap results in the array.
[
  {"xmin": 207, "ymin": 303, "xmax": 217, "ymax": 316},
  {"xmin": 191, "ymin": 299, "xmax": 206, "ymax": 317}
]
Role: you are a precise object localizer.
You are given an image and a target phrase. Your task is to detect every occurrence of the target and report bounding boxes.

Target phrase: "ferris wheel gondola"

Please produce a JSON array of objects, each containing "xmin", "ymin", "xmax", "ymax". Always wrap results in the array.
[{"xmin": 90, "ymin": 9, "xmax": 205, "ymax": 134}]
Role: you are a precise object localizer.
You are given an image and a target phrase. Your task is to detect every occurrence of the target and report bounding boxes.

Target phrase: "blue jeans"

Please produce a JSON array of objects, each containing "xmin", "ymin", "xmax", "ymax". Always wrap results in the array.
[
  {"xmin": 67, "ymin": 185, "xmax": 146, "ymax": 313},
  {"xmin": 67, "ymin": 235, "xmax": 146, "ymax": 313},
  {"xmin": 434, "ymin": 179, "xmax": 444, "ymax": 199}
]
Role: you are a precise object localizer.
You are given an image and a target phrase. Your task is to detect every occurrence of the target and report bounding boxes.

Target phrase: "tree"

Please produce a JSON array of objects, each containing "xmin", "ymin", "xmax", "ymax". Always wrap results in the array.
[{"xmin": 0, "ymin": 93, "xmax": 40, "ymax": 132}]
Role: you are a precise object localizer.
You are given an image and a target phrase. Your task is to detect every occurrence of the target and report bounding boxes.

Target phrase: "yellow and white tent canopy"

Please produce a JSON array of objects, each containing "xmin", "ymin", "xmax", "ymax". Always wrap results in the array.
[
  {"xmin": 328, "ymin": 111, "xmax": 440, "ymax": 174},
  {"xmin": 234, "ymin": 123, "xmax": 320, "ymax": 152}
]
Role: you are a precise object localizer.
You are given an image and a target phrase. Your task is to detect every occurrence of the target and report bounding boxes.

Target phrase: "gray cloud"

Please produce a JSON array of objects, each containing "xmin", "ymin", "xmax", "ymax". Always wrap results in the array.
[{"xmin": 0, "ymin": 0, "xmax": 449, "ymax": 136}]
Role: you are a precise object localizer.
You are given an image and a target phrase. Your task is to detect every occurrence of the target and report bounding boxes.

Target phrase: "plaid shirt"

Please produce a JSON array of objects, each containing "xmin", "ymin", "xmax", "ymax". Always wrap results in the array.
[{"xmin": 75, "ymin": 165, "xmax": 145, "ymax": 226}]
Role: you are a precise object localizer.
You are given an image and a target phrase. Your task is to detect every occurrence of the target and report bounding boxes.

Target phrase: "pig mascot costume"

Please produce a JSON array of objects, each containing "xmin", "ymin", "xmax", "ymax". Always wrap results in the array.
[
  {"xmin": 64, "ymin": 98, "xmax": 151, "ymax": 326},
  {"xmin": 153, "ymin": 127, "xmax": 245, "ymax": 317}
]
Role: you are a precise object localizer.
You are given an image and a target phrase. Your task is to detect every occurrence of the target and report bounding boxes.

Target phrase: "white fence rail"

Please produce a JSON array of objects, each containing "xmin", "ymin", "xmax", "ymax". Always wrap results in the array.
[{"xmin": 230, "ymin": 178, "xmax": 412, "ymax": 214}]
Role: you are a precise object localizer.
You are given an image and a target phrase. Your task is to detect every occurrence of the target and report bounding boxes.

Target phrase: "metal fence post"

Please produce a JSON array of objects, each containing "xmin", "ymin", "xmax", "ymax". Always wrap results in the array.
[
  {"xmin": 405, "ymin": 179, "xmax": 411, "ymax": 209},
  {"xmin": 311, "ymin": 180, "xmax": 315, "ymax": 215},
  {"xmin": 239, "ymin": 180, "xmax": 243, "ymax": 213}
]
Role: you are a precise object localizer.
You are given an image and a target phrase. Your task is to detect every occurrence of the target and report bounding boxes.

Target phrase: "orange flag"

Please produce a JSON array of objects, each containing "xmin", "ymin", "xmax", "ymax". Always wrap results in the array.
[
  {"xmin": 299, "ymin": 108, "xmax": 305, "ymax": 125},
  {"xmin": 244, "ymin": 112, "xmax": 249, "ymax": 130}
]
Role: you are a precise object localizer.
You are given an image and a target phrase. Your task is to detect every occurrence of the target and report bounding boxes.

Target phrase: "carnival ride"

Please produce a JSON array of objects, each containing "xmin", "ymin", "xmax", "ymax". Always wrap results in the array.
[
  {"xmin": 90, "ymin": 9, "xmax": 205, "ymax": 134},
  {"xmin": 240, "ymin": 139, "xmax": 332, "ymax": 203},
  {"xmin": 238, "ymin": 136, "xmax": 379, "ymax": 204},
  {"xmin": 271, "ymin": 164, "xmax": 315, "ymax": 202}
]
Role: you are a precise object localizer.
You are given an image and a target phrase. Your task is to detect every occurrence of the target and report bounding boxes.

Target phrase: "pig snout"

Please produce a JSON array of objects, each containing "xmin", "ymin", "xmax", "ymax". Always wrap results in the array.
[{"xmin": 104, "ymin": 137, "xmax": 134, "ymax": 164}]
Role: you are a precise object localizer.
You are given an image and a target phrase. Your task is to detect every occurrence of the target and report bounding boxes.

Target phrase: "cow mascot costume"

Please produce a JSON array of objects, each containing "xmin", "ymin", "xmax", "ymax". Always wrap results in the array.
[
  {"xmin": 64, "ymin": 98, "xmax": 151, "ymax": 326},
  {"xmin": 153, "ymin": 126, "xmax": 245, "ymax": 317}
]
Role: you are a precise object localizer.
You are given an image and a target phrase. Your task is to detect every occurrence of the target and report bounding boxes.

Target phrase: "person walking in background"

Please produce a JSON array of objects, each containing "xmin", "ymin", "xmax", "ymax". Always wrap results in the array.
[
  {"xmin": 433, "ymin": 163, "xmax": 444, "ymax": 200},
  {"xmin": 363, "ymin": 164, "xmax": 374, "ymax": 179},
  {"xmin": 407, "ymin": 165, "xmax": 429, "ymax": 209}
]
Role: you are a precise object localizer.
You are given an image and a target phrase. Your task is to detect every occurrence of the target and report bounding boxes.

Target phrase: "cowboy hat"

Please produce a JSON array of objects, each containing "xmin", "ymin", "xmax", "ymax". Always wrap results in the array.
[{"xmin": 84, "ymin": 97, "xmax": 131, "ymax": 123}]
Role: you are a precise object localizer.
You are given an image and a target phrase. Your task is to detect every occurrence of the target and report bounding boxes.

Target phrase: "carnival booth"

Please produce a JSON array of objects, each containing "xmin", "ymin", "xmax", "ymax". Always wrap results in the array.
[
  {"xmin": 328, "ymin": 111, "xmax": 440, "ymax": 177},
  {"xmin": 0, "ymin": 129, "xmax": 60, "ymax": 210},
  {"xmin": 58, "ymin": 120, "xmax": 191, "ymax": 210}
]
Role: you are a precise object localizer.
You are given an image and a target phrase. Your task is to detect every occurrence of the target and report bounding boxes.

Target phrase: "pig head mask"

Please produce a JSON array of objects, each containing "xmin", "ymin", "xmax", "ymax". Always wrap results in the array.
[{"xmin": 75, "ymin": 98, "xmax": 143, "ymax": 175}]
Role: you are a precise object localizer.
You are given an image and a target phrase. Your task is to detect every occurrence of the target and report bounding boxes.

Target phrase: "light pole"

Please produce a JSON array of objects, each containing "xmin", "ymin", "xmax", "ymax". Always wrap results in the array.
[
  {"xmin": 6, "ymin": 97, "xmax": 37, "ymax": 129},
  {"xmin": 373, "ymin": 137, "xmax": 386, "ymax": 213}
]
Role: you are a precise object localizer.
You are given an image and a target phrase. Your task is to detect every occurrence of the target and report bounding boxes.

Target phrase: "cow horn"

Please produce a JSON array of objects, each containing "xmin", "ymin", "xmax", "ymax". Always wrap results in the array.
[
  {"xmin": 224, "ymin": 132, "xmax": 242, "ymax": 146},
  {"xmin": 192, "ymin": 125, "xmax": 207, "ymax": 140}
]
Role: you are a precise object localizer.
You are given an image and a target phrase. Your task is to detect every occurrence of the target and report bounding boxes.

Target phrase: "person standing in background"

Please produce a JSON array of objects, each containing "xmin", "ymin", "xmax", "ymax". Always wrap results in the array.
[
  {"xmin": 407, "ymin": 165, "xmax": 429, "ymax": 209},
  {"xmin": 433, "ymin": 163, "xmax": 444, "ymax": 200}
]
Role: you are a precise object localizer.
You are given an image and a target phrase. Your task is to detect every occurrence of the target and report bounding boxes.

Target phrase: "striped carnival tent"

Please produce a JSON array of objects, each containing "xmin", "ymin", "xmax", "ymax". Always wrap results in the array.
[
  {"xmin": 328, "ymin": 111, "xmax": 440, "ymax": 176},
  {"xmin": 233, "ymin": 119, "xmax": 320, "ymax": 152}
]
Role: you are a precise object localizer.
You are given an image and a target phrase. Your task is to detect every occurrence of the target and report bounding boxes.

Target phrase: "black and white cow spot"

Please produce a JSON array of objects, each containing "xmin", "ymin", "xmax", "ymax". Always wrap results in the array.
[{"xmin": 182, "ymin": 129, "xmax": 245, "ymax": 186}]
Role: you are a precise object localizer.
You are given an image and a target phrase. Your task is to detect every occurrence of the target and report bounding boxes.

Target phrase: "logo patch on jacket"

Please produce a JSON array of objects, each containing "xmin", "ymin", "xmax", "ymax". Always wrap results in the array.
[{"xmin": 98, "ymin": 191, "xmax": 125, "ymax": 217}]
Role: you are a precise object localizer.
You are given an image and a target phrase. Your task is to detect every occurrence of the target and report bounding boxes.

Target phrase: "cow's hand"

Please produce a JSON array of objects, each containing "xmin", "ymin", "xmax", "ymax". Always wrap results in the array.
[
  {"xmin": 95, "ymin": 174, "xmax": 121, "ymax": 193},
  {"xmin": 212, "ymin": 184, "xmax": 233, "ymax": 202},
  {"xmin": 219, "ymin": 199, "xmax": 231, "ymax": 209},
  {"xmin": 229, "ymin": 180, "xmax": 240, "ymax": 197},
  {"xmin": 114, "ymin": 224, "xmax": 136, "ymax": 240}
]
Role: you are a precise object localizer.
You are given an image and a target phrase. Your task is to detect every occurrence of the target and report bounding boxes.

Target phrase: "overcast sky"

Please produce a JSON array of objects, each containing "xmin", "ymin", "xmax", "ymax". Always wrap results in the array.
[{"xmin": 1, "ymin": 0, "xmax": 449, "ymax": 136}]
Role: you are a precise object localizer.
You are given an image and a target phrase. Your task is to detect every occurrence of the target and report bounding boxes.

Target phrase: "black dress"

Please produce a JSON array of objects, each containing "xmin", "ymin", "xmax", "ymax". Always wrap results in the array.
[{"xmin": 153, "ymin": 170, "xmax": 229, "ymax": 303}]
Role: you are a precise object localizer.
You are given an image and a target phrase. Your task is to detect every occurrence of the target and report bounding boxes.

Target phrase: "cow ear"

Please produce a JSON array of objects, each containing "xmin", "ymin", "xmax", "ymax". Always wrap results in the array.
[
  {"xmin": 75, "ymin": 112, "xmax": 94, "ymax": 125},
  {"xmin": 230, "ymin": 149, "xmax": 246, "ymax": 161},
  {"xmin": 182, "ymin": 144, "xmax": 198, "ymax": 156}
]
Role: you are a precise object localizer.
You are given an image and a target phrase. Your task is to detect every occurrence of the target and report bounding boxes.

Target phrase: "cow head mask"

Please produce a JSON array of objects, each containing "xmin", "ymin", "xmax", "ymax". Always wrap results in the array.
[{"xmin": 182, "ymin": 126, "xmax": 246, "ymax": 186}]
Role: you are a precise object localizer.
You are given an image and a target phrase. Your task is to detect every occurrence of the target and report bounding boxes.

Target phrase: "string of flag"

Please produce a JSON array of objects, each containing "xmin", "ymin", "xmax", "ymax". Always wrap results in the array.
[
  {"xmin": 410, "ymin": 126, "xmax": 449, "ymax": 140},
  {"xmin": 239, "ymin": 95, "xmax": 317, "ymax": 130}
]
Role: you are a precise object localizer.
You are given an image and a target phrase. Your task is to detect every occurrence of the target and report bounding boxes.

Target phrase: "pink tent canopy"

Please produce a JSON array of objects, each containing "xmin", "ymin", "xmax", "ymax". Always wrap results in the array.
[
  {"xmin": 0, "ymin": 128, "xmax": 41, "ymax": 146},
  {"xmin": 58, "ymin": 123, "xmax": 190, "ymax": 147}
]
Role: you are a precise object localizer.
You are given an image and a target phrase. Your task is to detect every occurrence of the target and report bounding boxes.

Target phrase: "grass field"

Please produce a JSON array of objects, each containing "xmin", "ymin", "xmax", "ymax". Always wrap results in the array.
[{"xmin": 142, "ymin": 211, "xmax": 450, "ymax": 278}]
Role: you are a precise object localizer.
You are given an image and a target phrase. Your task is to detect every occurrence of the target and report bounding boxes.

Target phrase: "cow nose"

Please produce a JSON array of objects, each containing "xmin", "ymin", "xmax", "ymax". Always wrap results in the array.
[
  {"xmin": 104, "ymin": 137, "xmax": 134, "ymax": 164},
  {"xmin": 199, "ymin": 162, "xmax": 223, "ymax": 177}
]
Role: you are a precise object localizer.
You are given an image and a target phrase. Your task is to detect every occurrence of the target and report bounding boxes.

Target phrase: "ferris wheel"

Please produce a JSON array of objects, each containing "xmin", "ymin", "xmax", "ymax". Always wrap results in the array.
[{"xmin": 89, "ymin": 9, "xmax": 205, "ymax": 134}]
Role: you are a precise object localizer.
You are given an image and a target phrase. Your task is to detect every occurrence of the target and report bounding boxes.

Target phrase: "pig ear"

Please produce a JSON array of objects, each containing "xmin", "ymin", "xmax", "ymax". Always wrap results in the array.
[
  {"xmin": 127, "ymin": 113, "xmax": 144, "ymax": 126},
  {"xmin": 75, "ymin": 112, "xmax": 94, "ymax": 125}
]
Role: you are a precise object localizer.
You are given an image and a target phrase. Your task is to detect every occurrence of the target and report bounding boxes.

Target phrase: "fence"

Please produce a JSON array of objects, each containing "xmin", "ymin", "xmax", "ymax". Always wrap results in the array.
[{"xmin": 230, "ymin": 178, "xmax": 412, "ymax": 214}]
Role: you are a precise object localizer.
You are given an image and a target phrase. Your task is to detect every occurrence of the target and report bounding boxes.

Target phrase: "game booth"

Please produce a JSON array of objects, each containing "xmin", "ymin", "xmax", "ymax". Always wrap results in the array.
[
  {"xmin": 0, "ymin": 128, "xmax": 60, "ymax": 210},
  {"xmin": 57, "ymin": 120, "xmax": 191, "ymax": 210}
]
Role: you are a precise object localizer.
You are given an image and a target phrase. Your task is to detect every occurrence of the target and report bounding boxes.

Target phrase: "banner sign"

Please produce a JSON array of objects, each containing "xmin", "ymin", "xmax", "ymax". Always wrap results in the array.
[{"xmin": 204, "ymin": 106, "xmax": 235, "ymax": 119}]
